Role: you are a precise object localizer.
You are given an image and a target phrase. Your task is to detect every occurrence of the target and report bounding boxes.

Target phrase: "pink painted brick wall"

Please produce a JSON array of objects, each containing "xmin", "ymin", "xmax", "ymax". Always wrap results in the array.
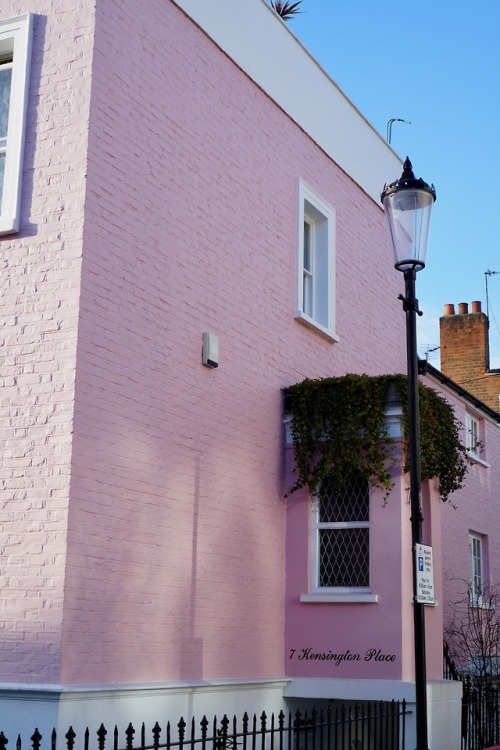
[
  {"xmin": 1, "ymin": 0, "xmax": 410, "ymax": 687},
  {"xmin": 0, "ymin": 2, "xmax": 95, "ymax": 681},
  {"xmin": 58, "ymin": 0, "xmax": 408, "ymax": 684},
  {"xmin": 437, "ymin": 385, "xmax": 500, "ymax": 631}
]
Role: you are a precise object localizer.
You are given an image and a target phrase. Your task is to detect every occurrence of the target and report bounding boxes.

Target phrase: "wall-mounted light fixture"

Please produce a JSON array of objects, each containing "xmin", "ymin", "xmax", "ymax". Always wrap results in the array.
[{"xmin": 202, "ymin": 332, "xmax": 219, "ymax": 368}]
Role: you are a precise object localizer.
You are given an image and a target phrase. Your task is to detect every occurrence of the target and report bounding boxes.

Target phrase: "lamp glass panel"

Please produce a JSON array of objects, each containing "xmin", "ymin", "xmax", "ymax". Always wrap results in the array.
[{"xmin": 384, "ymin": 188, "xmax": 434, "ymax": 270}]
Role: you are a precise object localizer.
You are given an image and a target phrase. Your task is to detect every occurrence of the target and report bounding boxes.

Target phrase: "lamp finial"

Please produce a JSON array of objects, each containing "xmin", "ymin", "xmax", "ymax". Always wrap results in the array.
[{"xmin": 402, "ymin": 157, "xmax": 415, "ymax": 180}]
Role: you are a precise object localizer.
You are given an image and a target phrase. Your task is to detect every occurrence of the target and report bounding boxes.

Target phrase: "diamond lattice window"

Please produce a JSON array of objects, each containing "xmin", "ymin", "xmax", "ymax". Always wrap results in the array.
[{"xmin": 316, "ymin": 473, "xmax": 369, "ymax": 589}]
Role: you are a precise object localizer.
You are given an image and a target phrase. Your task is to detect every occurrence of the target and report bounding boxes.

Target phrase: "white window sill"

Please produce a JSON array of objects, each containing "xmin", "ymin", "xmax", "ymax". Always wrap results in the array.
[
  {"xmin": 469, "ymin": 598, "xmax": 494, "ymax": 610},
  {"xmin": 467, "ymin": 451, "xmax": 490, "ymax": 468},
  {"xmin": 300, "ymin": 592, "xmax": 378, "ymax": 604},
  {"xmin": 0, "ymin": 216, "xmax": 20, "ymax": 235},
  {"xmin": 294, "ymin": 311, "xmax": 339, "ymax": 342}
]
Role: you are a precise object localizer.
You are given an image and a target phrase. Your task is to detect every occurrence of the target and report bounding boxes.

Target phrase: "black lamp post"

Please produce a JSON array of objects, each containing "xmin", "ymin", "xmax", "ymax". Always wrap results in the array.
[{"xmin": 381, "ymin": 158, "xmax": 436, "ymax": 750}]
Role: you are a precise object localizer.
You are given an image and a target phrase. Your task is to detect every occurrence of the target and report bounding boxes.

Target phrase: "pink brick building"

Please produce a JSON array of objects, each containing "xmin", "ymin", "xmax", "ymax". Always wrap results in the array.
[
  {"xmin": 433, "ymin": 307, "xmax": 500, "ymax": 658},
  {"xmin": 2, "ymin": 0, "xmax": 492, "ymax": 747}
]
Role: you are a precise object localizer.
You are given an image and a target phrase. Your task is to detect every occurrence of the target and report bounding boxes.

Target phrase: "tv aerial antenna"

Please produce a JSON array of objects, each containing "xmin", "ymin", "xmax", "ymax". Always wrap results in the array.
[
  {"xmin": 386, "ymin": 118, "xmax": 411, "ymax": 145},
  {"xmin": 424, "ymin": 344, "xmax": 440, "ymax": 363},
  {"xmin": 485, "ymin": 269, "xmax": 500, "ymax": 326}
]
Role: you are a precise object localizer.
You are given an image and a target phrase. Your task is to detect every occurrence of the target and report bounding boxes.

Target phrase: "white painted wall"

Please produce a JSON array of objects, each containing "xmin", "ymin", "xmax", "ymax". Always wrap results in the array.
[{"xmin": 0, "ymin": 680, "xmax": 290, "ymax": 747}]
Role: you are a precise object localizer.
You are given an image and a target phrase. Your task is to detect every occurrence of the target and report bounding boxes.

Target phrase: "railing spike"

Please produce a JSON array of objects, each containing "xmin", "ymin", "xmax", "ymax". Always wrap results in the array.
[
  {"xmin": 65, "ymin": 726, "xmax": 76, "ymax": 750},
  {"xmin": 30, "ymin": 729, "xmax": 42, "ymax": 750},
  {"xmin": 124, "ymin": 723, "xmax": 134, "ymax": 750},
  {"xmin": 96, "ymin": 724, "xmax": 107, "ymax": 750}
]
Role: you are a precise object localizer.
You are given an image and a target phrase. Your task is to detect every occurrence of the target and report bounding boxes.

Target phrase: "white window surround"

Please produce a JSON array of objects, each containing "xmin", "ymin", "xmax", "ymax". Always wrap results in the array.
[
  {"xmin": 295, "ymin": 181, "xmax": 337, "ymax": 341},
  {"xmin": 465, "ymin": 410, "xmax": 489, "ymax": 466},
  {"xmin": 0, "ymin": 13, "xmax": 33, "ymax": 235},
  {"xmin": 301, "ymin": 478, "xmax": 377, "ymax": 604},
  {"xmin": 469, "ymin": 532, "xmax": 484, "ymax": 606},
  {"xmin": 465, "ymin": 412, "xmax": 479, "ymax": 455}
]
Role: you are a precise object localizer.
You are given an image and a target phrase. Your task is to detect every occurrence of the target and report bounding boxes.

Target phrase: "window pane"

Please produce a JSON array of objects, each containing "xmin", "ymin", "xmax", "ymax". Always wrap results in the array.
[
  {"xmin": 0, "ymin": 66, "xmax": 12, "ymax": 141},
  {"xmin": 319, "ymin": 472, "xmax": 369, "ymax": 523},
  {"xmin": 303, "ymin": 221, "xmax": 312, "ymax": 271},
  {"xmin": 470, "ymin": 536, "xmax": 482, "ymax": 596},
  {"xmin": 302, "ymin": 220, "xmax": 313, "ymax": 316},
  {"xmin": 466, "ymin": 414, "xmax": 479, "ymax": 453},
  {"xmin": 302, "ymin": 272, "xmax": 312, "ymax": 317},
  {"xmin": 319, "ymin": 528, "xmax": 369, "ymax": 587}
]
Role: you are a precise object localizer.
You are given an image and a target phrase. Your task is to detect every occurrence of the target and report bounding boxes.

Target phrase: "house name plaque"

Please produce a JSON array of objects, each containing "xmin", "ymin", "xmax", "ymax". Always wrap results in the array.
[{"xmin": 288, "ymin": 648, "xmax": 396, "ymax": 665}]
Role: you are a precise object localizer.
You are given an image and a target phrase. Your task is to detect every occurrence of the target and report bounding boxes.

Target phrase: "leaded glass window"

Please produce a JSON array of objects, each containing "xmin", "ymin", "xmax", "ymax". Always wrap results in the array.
[{"xmin": 316, "ymin": 472, "xmax": 370, "ymax": 589}]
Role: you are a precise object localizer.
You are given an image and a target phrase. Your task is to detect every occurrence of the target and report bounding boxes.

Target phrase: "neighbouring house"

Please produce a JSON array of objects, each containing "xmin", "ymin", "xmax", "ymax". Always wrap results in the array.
[
  {"xmin": 0, "ymin": 0, "xmax": 466, "ymax": 748},
  {"xmin": 435, "ymin": 304, "xmax": 500, "ymax": 671}
]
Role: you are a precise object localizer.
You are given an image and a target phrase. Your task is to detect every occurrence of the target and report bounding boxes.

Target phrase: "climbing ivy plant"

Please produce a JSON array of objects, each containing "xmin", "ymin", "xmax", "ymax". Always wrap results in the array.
[{"xmin": 284, "ymin": 373, "xmax": 469, "ymax": 503}]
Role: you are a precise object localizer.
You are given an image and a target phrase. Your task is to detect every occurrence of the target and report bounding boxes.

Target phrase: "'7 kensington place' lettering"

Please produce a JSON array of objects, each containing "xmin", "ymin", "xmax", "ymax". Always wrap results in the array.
[
  {"xmin": 296, "ymin": 649, "xmax": 361, "ymax": 666},
  {"xmin": 289, "ymin": 648, "xmax": 396, "ymax": 665}
]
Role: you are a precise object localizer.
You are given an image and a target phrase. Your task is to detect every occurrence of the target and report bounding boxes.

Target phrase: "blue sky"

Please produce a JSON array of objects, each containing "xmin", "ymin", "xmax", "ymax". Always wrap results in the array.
[{"xmin": 287, "ymin": 1, "xmax": 500, "ymax": 367}]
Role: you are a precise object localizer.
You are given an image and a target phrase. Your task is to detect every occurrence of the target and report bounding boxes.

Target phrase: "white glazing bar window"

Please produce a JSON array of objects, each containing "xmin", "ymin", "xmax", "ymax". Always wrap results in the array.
[
  {"xmin": 469, "ymin": 533, "xmax": 483, "ymax": 601},
  {"xmin": 296, "ymin": 181, "xmax": 337, "ymax": 341},
  {"xmin": 302, "ymin": 218, "xmax": 313, "ymax": 318},
  {"xmin": 0, "ymin": 58, "xmax": 13, "ymax": 213},
  {"xmin": 466, "ymin": 413, "xmax": 479, "ymax": 455},
  {"xmin": 0, "ymin": 14, "xmax": 33, "ymax": 235}
]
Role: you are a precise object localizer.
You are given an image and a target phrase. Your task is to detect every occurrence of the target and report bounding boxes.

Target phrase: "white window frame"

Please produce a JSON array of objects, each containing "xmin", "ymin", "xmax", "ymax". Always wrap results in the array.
[
  {"xmin": 301, "ymin": 476, "xmax": 377, "ymax": 604},
  {"xmin": 295, "ymin": 181, "xmax": 338, "ymax": 341},
  {"xmin": 465, "ymin": 411, "xmax": 480, "ymax": 457},
  {"xmin": 469, "ymin": 532, "xmax": 484, "ymax": 605},
  {"xmin": 0, "ymin": 13, "xmax": 33, "ymax": 235}
]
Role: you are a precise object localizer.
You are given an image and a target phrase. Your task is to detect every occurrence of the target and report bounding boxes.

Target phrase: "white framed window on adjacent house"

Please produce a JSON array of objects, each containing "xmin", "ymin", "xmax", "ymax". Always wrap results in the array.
[
  {"xmin": 465, "ymin": 412, "xmax": 481, "ymax": 457},
  {"xmin": 469, "ymin": 532, "xmax": 484, "ymax": 605},
  {"xmin": 301, "ymin": 472, "xmax": 377, "ymax": 603},
  {"xmin": 0, "ymin": 13, "xmax": 33, "ymax": 235},
  {"xmin": 295, "ymin": 181, "xmax": 337, "ymax": 341}
]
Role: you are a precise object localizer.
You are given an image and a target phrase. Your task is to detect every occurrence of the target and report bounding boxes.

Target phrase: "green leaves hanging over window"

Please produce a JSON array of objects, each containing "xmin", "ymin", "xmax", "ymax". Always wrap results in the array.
[{"xmin": 284, "ymin": 374, "xmax": 469, "ymax": 503}]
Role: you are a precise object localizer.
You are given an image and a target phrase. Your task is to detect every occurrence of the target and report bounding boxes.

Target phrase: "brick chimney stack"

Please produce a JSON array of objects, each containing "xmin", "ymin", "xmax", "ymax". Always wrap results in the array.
[{"xmin": 439, "ymin": 301, "xmax": 500, "ymax": 410}]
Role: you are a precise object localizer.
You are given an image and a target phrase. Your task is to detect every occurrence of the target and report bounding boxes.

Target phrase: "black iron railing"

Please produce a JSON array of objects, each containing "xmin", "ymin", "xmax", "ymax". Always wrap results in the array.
[
  {"xmin": 0, "ymin": 702, "xmax": 408, "ymax": 750},
  {"xmin": 461, "ymin": 677, "xmax": 500, "ymax": 750},
  {"xmin": 444, "ymin": 642, "xmax": 500, "ymax": 750}
]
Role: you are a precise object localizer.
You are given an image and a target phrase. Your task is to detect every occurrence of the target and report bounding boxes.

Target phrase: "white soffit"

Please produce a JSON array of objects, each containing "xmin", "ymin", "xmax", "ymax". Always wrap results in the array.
[{"xmin": 171, "ymin": 0, "xmax": 402, "ymax": 204}]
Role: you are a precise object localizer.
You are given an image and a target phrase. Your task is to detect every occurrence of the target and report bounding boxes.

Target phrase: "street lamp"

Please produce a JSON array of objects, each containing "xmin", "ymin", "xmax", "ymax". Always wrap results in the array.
[{"xmin": 381, "ymin": 157, "xmax": 436, "ymax": 750}]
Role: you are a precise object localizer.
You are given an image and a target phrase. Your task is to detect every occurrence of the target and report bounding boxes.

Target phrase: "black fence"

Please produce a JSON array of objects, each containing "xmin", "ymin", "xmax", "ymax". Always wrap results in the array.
[
  {"xmin": 444, "ymin": 643, "xmax": 500, "ymax": 750},
  {"xmin": 0, "ymin": 702, "xmax": 408, "ymax": 750},
  {"xmin": 461, "ymin": 677, "xmax": 500, "ymax": 750},
  {"xmin": 443, "ymin": 641, "xmax": 461, "ymax": 681}
]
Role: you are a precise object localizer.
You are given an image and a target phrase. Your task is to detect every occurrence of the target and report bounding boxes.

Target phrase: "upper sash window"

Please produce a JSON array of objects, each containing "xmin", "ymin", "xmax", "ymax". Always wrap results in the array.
[{"xmin": 0, "ymin": 13, "xmax": 33, "ymax": 235}]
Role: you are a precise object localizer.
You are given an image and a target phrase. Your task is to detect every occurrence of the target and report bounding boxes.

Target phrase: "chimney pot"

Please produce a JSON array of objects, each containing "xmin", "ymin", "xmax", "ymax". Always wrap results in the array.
[
  {"xmin": 471, "ymin": 300, "xmax": 482, "ymax": 313},
  {"xmin": 458, "ymin": 302, "xmax": 469, "ymax": 314},
  {"xmin": 444, "ymin": 304, "xmax": 455, "ymax": 316}
]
